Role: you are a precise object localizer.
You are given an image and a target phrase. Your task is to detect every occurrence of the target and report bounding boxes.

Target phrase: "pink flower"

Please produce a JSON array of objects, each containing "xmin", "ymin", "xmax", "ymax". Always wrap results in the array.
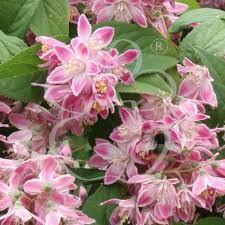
[
  {"xmin": 90, "ymin": 140, "xmax": 138, "ymax": 184},
  {"xmin": 177, "ymin": 58, "xmax": 218, "ymax": 107},
  {"xmin": 102, "ymin": 198, "xmax": 144, "ymax": 225},
  {"xmin": 92, "ymin": 0, "xmax": 148, "ymax": 28},
  {"xmin": 177, "ymin": 187, "xmax": 205, "ymax": 223},
  {"xmin": 110, "ymin": 107, "xmax": 142, "ymax": 153},
  {"xmin": 23, "ymin": 157, "xmax": 75, "ymax": 195},
  {"xmin": 128, "ymin": 175, "xmax": 180, "ymax": 221},
  {"xmin": 192, "ymin": 170, "xmax": 225, "ymax": 195},
  {"xmin": 47, "ymin": 43, "xmax": 100, "ymax": 96},
  {"xmin": 92, "ymin": 73, "xmax": 119, "ymax": 119},
  {"xmin": 109, "ymin": 48, "xmax": 139, "ymax": 85},
  {"xmin": 72, "ymin": 14, "xmax": 115, "ymax": 52}
]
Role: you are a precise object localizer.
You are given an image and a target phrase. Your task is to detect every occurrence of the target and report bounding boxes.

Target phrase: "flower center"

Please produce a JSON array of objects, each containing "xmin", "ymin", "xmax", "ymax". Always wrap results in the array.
[
  {"xmin": 42, "ymin": 44, "xmax": 50, "ymax": 53},
  {"xmin": 89, "ymin": 39, "xmax": 105, "ymax": 51},
  {"xmin": 92, "ymin": 101, "xmax": 102, "ymax": 112},
  {"xmin": 114, "ymin": 1, "xmax": 132, "ymax": 23},
  {"xmin": 113, "ymin": 66, "xmax": 128, "ymax": 78},
  {"xmin": 95, "ymin": 81, "xmax": 107, "ymax": 94},
  {"xmin": 64, "ymin": 59, "xmax": 85, "ymax": 76}
]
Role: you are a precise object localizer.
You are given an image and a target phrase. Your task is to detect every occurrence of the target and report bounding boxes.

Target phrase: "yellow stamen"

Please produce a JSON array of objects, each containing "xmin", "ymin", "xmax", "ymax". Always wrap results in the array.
[
  {"xmin": 95, "ymin": 81, "xmax": 107, "ymax": 94},
  {"xmin": 42, "ymin": 44, "xmax": 50, "ymax": 53}
]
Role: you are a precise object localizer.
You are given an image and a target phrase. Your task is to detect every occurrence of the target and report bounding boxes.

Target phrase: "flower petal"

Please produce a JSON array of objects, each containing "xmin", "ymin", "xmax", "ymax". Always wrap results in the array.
[
  {"xmin": 78, "ymin": 14, "xmax": 92, "ymax": 41},
  {"xmin": 104, "ymin": 163, "xmax": 125, "ymax": 185},
  {"xmin": 23, "ymin": 179, "xmax": 43, "ymax": 195},
  {"xmin": 71, "ymin": 74, "xmax": 86, "ymax": 96}
]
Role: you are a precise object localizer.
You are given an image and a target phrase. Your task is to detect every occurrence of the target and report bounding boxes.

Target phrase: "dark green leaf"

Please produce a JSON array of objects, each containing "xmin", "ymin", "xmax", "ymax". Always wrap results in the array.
[
  {"xmin": 195, "ymin": 217, "xmax": 225, "ymax": 225},
  {"xmin": 170, "ymin": 8, "xmax": 225, "ymax": 33},
  {"xmin": 181, "ymin": 18, "xmax": 225, "ymax": 59},
  {"xmin": 83, "ymin": 184, "xmax": 124, "ymax": 225},
  {"xmin": 0, "ymin": 0, "xmax": 70, "ymax": 38},
  {"xmin": 68, "ymin": 135, "xmax": 92, "ymax": 160},
  {"xmin": 0, "ymin": 0, "xmax": 40, "ymax": 38},
  {"xmin": 0, "ymin": 30, "xmax": 27, "ymax": 63},
  {"xmin": 0, "ymin": 72, "xmax": 45, "ymax": 102},
  {"xmin": 177, "ymin": 0, "xmax": 200, "ymax": 10},
  {"xmin": 30, "ymin": 0, "xmax": 70, "ymax": 36},
  {"xmin": 71, "ymin": 168, "xmax": 105, "ymax": 183},
  {"xmin": 0, "ymin": 45, "xmax": 43, "ymax": 79},
  {"xmin": 117, "ymin": 73, "xmax": 177, "ymax": 97}
]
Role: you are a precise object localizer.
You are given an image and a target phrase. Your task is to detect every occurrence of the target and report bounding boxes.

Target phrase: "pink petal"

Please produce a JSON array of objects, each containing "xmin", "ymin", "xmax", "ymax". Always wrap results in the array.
[
  {"xmin": 47, "ymin": 66, "xmax": 73, "ymax": 84},
  {"xmin": 86, "ymin": 60, "xmax": 100, "ymax": 75},
  {"xmin": 117, "ymin": 50, "xmax": 139, "ymax": 65},
  {"xmin": 104, "ymin": 163, "xmax": 125, "ymax": 185},
  {"xmin": 0, "ymin": 196, "xmax": 11, "ymax": 211},
  {"xmin": 40, "ymin": 157, "xmax": 57, "ymax": 181},
  {"xmin": 46, "ymin": 211, "xmax": 61, "ymax": 225},
  {"xmin": 192, "ymin": 174, "xmax": 207, "ymax": 195},
  {"xmin": 44, "ymin": 85, "xmax": 70, "ymax": 102},
  {"xmin": 92, "ymin": 0, "xmax": 107, "ymax": 14},
  {"xmin": 178, "ymin": 78, "xmax": 197, "ymax": 98},
  {"xmin": 7, "ymin": 129, "xmax": 32, "ymax": 143},
  {"xmin": 119, "ymin": 70, "xmax": 135, "ymax": 84},
  {"xmin": 94, "ymin": 142, "xmax": 120, "ymax": 160},
  {"xmin": 96, "ymin": 5, "xmax": 115, "ymax": 23},
  {"xmin": 71, "ymin": 74, "xmax": 86, "ymax": 96},
  {"xmin": 127, "ymin": 174, "xmax": 151, "ymax": 184},
  {"xmin": 119, "ymin": 107, "xmax": 136, "ymax": 126},
  {"xmin": 0, "ymin": 102, "xmax": 11, "ymax": 114},
  {"xmin": 15, "ymin": 208, "xmax": 32, "ymax": 223},
  {"xmin": 91, "ymin": 27, "xmax": 114, "ymax": 48},
  {"xmin": 137, "ymin": 188, "xmax": 154, "ymax": 207},
  {"xmin": 23, "ymin": 179, "xmax": 43, "ymax": 195},
  {"xmin": 53, "ymin": 175, "xmax": 75, "ymax": 190},
  {"xmin": 54, "ymin": 45, "xmax": 74, "ymax": 62},
  {"xmin": 130, "ymin": 6, "xmax": 147, "ymax": 28},
  {"xmin": 208, "ymin": 175, "xmax": 225, "ymax": 191},
  {"xmin": 126, "ymin": 161, "xmax": 138, "ymax": 178},
  {"xmin": 0, "ymin": 181, "xmax": 10, "ymax": 193},
  {"xmin": 9, "ymin": 113, "xmax": 32, "ymax": 129},
  {"xmin": 74, "ymin": 42, "xmax": 89, "ymax": 60},
  {"xmin": 78, "ymin": 14, "xmax": 92, "ymax": 42},
  {"xmin": 199, "ymin": 79, "xmax": 217, "ymax": 107},
  {"xmin": 89, "ymin": 155, "xmax": 109, "ymax": 168}
]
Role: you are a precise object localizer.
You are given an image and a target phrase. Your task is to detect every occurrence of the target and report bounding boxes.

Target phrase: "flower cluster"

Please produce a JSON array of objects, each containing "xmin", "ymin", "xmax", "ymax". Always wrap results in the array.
[
  {"xmin": 0, "ymin": 100, "xmax": 94, "ymax": 225},
  {"xmin": 91, "ymin": 0, "xmax": 188, "ymax": 36},
  {"xmin": 36, "ymin": 14, "xmax": 139, "ymax": 136},
  {"xmin": 90, "ymin": 58, "xmax": 225, "ymax": 224}
]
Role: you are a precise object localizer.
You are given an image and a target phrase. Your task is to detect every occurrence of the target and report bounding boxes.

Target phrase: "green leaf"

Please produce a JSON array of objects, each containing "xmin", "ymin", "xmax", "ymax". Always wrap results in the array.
[
  {"xmin": 0, "ymin": 0, "xmax": 70, "ymax": 38},
  {"xmin": 170, "ymin": 8, "xmax": 225, "ymax": 33},
  {"xmin": 181, "ymin": 18, "xmax": 225, "ymax": 59},
  {"xmin": 68, "ymin": 135, "xmax": 92, "ymax": 160},
  {"xmin": 96, "ymin": 22, "xmax": 179, "ymax": 73},
  {"xmin": 195, "ymin": 217, "xmax": 225, "ymax": 225},
  {"xmin": 191, "ymin": 47, "xmax": 225, "ymax": 127},
  {"xmin": 116, "ymin": 73, "xmax": 177, "ymax": 97},
  {"xmin": 0, "ymin": 45, "xmax": 43, "ymax": 79},
  {"xmin": 0, "ymin": 72, "xmax": 45, "ymax": 102},
  {"xmin": 71, "ymin": 168, "xmax": 105, "ymax": 183},
  {"xmin": 30, "ymin": 0, "xmax": 70, "ymax": 36},
  {"xmin": 177, "ymin": 0, "xmax": 200, "ymax": 10},
  {"xmin": 0, "ymin": 30, "xmax": 27, "ymax": 63},
  {"xmin": 83, "ymin": 184, "xmax": 124, "ymax": 225},
  {"xmin": 0, "ymin": 44, "xmax": 45, "ymax": 102},
  {"xmin": 0, "ymin": 0, "xmax": 40, "ymax": 38}
]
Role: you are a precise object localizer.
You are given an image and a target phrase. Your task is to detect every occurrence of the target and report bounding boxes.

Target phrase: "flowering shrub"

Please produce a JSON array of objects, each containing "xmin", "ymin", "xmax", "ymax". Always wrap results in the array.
[{"xmin": 1, "ymin": 0, "xmax": 225, "ymax": 225}]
